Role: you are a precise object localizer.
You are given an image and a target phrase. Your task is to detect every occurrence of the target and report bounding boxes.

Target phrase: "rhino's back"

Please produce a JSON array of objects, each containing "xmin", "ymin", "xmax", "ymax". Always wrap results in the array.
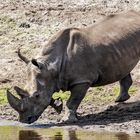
[
  {"xmin": 87, "ymin": 11, "xmax": 140, "ymax": 45},
  {"xmin": 85, "ymin": 11, "xmax": 140, "ymax": 86}
]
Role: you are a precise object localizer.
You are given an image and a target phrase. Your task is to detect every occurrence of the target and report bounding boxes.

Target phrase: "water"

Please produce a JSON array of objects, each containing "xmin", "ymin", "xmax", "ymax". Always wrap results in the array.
[
  {"xmin": 0, "ymin": 120, "xmax": 139, "ymax": 140},
  {"xmin": 0, "ymin": 125, "xmax": 139, "ymax": 140}
]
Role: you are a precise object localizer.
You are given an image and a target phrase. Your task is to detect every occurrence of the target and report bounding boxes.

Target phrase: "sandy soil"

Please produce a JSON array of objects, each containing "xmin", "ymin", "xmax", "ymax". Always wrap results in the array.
[{"xmin": 1, "ymin": 0, "xmax": 140, "ymax": 134}]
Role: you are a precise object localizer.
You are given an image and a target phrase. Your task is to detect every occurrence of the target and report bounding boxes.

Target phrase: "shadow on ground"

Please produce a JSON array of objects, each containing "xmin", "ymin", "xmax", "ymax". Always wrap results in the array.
[
  {"xmin": 29, "ymin": 101, "xmax": 140, "ymax": 128},
  {"xmin": 79, "ymin": 101, "xmax": 140, "ymax": 125}
]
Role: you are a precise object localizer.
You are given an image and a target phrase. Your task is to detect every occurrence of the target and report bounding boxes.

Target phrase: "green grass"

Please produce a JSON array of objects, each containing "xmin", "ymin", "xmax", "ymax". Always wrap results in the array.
[
  {"xmin": 53, "ymin": 90, "xmax": 70, "ymax": 100},
  {"xmin": 0, "ymin": 84, "xmax": 138, "ymax": 105},
  {"xmin": 129, "ymin": 86, "xmax": 137, "ymax": 95},
  {"xmin": 0, "ymin": 89, "xmax": 8, "ymax": 104},
  {"xmin": 83, "ymin": 84, "xmax": 138, "ymax": 105}
]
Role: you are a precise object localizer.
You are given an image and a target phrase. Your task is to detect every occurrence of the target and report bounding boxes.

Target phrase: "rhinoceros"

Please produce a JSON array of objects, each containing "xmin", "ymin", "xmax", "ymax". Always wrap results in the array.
[{"xmin": 7, "ymin": 11, "xmax": 140, "ymax": 123}]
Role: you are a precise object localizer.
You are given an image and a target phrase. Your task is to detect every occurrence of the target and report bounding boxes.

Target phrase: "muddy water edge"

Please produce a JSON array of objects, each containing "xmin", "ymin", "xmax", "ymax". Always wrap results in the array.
[{"xmin": 0, "ymin": 121, "xmax": 139, "ymax": 140}]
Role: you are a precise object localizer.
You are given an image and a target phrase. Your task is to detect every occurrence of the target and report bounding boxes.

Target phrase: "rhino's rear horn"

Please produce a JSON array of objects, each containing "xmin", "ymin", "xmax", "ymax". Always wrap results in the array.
[
  {"xmin": 14, "ymin": 86, "xmax": 29, "ymax": 99},
  {"xmin": 17, "ymin": 49, "xmax": 30, "ymax": 64}
]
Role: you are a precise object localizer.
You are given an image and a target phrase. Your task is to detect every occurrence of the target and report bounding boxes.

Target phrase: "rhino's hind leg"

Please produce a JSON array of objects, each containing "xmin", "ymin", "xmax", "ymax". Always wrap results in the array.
[
  {"xmin": 61, "ymin": 83, "xmax": 90, "ymax": 122},
  {"xmin": 115, "ymin": 74, "xmax": 132, "ymax": 102}
]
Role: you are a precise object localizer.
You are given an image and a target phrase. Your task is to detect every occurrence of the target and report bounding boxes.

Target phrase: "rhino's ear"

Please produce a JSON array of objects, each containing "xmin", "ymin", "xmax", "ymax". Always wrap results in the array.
[
  {"xmin": 17, "ymin": 49, "xmax": 30, "ymax": 64},
  {"xmin": 31, "ymin": 59, "xmax": 44, "ymax": 69},
  {"xmin": 67, "ymin": 29, "xmax": 81, "ymax": 58}
]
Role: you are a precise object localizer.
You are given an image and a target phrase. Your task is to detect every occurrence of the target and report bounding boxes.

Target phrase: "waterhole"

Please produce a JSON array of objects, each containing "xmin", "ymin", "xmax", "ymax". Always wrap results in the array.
[{"xmin": 0, "ymin": 120, "xmax": 139, "ymax": 140}]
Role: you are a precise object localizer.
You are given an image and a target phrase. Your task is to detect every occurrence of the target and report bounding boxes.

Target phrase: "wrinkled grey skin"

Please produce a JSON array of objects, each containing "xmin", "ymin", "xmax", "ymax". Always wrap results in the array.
[{"xmin": 7, "ymin": 11, "xmax": 140, "ymax": 123}]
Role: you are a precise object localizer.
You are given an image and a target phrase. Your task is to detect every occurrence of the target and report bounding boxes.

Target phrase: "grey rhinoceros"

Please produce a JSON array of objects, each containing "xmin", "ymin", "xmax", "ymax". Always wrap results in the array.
[{"xmin": 7, "ymin": 10, "xmax": 140, "ymax": 123}]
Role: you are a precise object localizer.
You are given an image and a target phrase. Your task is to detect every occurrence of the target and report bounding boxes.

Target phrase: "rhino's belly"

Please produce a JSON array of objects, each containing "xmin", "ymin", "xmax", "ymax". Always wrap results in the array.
[{"xmin": 92, "ymin": 59, "xmax": 139, "ymax": 87}]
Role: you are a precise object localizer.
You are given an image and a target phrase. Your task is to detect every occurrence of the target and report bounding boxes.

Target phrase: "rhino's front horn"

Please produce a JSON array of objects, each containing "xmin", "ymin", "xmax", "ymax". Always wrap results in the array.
[{"xmin": 7, "ymin": 90, "xmax": 24, "ymax": 112}]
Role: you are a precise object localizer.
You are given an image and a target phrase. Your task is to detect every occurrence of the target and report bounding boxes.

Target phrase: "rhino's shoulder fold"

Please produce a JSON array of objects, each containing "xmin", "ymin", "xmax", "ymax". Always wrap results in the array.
[{"xmin": 41, "ymin": 28, "xmax": 80, "ymax": 56}]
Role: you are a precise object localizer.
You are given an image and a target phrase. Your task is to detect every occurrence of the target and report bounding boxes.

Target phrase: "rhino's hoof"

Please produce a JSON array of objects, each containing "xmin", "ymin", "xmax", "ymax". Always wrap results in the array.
[
  {"xmin": 115, "ymin": 94, "xmax": 130, "ymax": 102},
  {"xmin": 60, "ymin": 115, "xmax": 78, "ymax": 123}
]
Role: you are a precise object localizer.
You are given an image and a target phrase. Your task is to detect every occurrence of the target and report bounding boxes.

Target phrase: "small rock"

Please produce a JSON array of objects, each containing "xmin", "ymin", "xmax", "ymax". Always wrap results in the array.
[
  {"xmin": 19, "ymin": 22, "xmax": 30, "ymax": 28},
  {"xmin": 135, "ymin": 130, "xmax": 140, "ymax": 134},
  {"xmin": 125, "ymin": 0, "xmax": 129, "ymax": 3},
  {"xmin": 100, "ymin": 125, "xmax": 105, "ymax": 128}
]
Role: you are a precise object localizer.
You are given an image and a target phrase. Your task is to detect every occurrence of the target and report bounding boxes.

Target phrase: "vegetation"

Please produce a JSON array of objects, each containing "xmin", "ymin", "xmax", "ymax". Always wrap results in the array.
[
  {"xmin": 84, "ymin": 84, "xmax": 138, "ymax": 104},
  {"xmin": 0, "ymin": 84, "xmax": 138, "ymax": 105},
  {"xmin": 53, "ymin": 90, "xmax": 70, "ymax": 100},
  {"xmin": 0, "ymin": 89, "xmax": 7, "ymax": 104}
]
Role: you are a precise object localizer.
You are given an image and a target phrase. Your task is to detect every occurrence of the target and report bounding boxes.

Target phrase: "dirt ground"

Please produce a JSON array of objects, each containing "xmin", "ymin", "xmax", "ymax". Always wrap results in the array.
[{"xmin": 1, "ymin": 0, "xmax": 140, "ymax": 134}]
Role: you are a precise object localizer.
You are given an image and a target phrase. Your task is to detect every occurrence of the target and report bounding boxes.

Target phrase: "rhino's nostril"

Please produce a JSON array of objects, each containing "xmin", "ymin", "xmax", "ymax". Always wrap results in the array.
[{"xmin": 28, "ymin": 116, "xmax": 32, "ymax": 122}]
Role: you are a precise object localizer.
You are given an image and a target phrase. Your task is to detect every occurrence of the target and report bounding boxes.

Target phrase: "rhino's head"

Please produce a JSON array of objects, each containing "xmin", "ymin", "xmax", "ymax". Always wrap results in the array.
[
  {"xmin": 7, "ymin": 89, "xmax": 46, "ymax": 124},
  {"xmin": 7, "ymin": 50, "xmax": 61, "ymax": 124}
]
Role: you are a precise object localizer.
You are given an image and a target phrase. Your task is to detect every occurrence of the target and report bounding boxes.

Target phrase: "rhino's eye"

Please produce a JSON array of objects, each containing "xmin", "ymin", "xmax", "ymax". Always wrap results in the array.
[
  {"xmin": 33, "ymin": 92, "xmax": 40, "ymax": 99},
  {"xmin": 35, "ymin": 94, "xmax": 39, "ymax": 98},
  {"xmin": 31, "ymin": 94, "xmax": 40, "ymax": 104}
]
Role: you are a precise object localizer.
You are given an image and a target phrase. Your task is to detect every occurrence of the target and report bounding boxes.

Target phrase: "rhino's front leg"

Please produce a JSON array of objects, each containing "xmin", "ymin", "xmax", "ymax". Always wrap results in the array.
[{"xmin": 61, "ymin": 83, "xmax": 90, "ymax": 122}]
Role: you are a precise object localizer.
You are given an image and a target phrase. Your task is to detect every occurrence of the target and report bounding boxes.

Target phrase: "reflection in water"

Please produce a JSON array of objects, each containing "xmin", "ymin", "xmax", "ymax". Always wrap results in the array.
[
  {"xmin": 54, "ymin": 132, "xmax": 62, "ymax": 140},
  {"xmin": 19, "ymin": 130, "xmax": 42, "ymax": 140},
  {"xmin": 115, "ymin": 133, "xmax": 130, "ymax": 140},
  {"xmin": 18, "ymin": 129, "xmax": 78, "ymax": 140},
  {"xmin": 16, "ymin": 127, "xmax": 136, "ymax": 140},
  {"xmin": 63, "ymin": 130, "xmax": 79, "ymax": 140}
]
